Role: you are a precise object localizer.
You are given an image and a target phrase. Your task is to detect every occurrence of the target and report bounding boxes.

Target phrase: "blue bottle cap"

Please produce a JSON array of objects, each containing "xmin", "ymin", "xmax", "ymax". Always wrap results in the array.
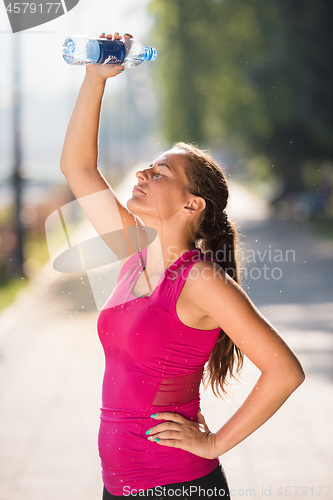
[{"xmin": 144, "ymin": 47, "xmax": 157, "ymax": 62}]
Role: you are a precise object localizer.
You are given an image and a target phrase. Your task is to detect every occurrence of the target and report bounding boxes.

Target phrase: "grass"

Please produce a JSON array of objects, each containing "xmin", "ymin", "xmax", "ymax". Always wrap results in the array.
[
  {"xmin": 0, "ymin": 198, "xmax": 83, "ymax": 313},
  {"xmin": 0, "ymin": 232, "xmax": 50, "ymax": 313},
  {"xmin": 0, "ymin": 276, "xmax": 30, "ymax": 313}
]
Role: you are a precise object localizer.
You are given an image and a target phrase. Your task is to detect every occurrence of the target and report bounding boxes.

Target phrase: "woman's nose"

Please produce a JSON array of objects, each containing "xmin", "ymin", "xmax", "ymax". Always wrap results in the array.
[{"xmin": 135, "ymin": 169, "xmax": 147, "ymax": 181}]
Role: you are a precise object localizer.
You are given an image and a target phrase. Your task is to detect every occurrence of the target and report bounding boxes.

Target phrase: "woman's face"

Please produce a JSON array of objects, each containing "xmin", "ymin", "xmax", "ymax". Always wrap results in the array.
[{"xmin": 127, "ymin": 149, "xmax": 193, "ymax": 223}]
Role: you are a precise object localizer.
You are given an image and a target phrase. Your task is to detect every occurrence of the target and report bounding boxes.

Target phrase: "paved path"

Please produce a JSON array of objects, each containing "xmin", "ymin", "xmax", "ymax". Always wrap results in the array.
[{"xmin": 0, "ymin": 171, "xmax": 332, "ymax": 500}]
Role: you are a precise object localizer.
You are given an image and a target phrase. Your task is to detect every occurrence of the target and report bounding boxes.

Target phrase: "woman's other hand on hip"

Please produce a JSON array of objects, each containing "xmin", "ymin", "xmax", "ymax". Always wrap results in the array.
[{"xmin": 145, "ymin": 410, "xmax": 221, "ymax": 460}]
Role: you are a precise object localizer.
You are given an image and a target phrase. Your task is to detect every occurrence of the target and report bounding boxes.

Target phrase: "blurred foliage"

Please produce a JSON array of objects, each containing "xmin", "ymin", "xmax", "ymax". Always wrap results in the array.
[
  {"xmin": 0, "ymin": 230, "xmax": 54, "ymax": 312},
  {"xmin": 149, "ymin": 0, "xmax": 333, "ymax": 194},
  {"xmin": 0, "ymin": 187, "xmax": 74, "ymax": 309},
  {"xmin": 0, "ymin": 276, "xmax": 29, "ymax": 312}
]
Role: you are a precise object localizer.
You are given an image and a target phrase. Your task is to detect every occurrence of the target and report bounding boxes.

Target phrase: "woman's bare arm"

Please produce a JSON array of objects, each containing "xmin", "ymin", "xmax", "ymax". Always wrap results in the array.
[
  {"xmin": 145, "ymin": 261, "xmax": 305, "ymax": 459},
  {"xmin": 60, "ymin": 33, "xmax": 142, "ymax": 259},
  {"xmin": 188, "ymin": 261, "xmax": 305, "ymax": 455},
  {"xmin": 60, "ymin": 71, "xmax": 109, "ymax": 191}
]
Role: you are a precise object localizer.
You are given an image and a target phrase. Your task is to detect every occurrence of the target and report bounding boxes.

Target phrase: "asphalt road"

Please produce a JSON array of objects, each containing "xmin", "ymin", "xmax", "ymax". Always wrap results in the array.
[{"xmin": 0, "ymin": 171, "xmax": 332, "ymax": 500}]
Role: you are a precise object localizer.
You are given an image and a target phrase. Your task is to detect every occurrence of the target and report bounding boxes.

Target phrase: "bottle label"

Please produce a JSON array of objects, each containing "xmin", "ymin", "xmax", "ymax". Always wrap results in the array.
[{"xmin": 97, "ymin": 39, "xmax": 126, "ymax": 65}]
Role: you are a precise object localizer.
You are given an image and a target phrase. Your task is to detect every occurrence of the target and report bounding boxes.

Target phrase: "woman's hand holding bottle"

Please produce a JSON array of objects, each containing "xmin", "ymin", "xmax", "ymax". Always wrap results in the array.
[
  {"xmin": 60, "ymin": 31, "xmax": 133, "ymax": 186},
  {"xmin": 85, "ymin": 32, "xmax": 133, "ymax": 81}
]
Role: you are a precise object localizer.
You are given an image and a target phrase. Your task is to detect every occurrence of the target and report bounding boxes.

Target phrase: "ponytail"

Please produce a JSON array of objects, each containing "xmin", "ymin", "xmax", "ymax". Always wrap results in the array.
[
  {"xmin": 173, "ymin": 142, "xmax": 244, "ymax": 398},
  {"xmin": 198, "ymin": 209, "xmax": 239, "ymax": 281}
]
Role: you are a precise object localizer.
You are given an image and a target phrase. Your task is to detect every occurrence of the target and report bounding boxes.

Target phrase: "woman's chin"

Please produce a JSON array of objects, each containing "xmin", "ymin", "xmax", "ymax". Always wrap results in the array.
[
  {"xmin": 126, "ymin": 197, "xmax": 137, "ymax": 211},
  {"xmin": 127, "ymin": 197, "xmax": 156, "ymax": 220},
  {"xmin": 126, "ymin": 197, "xmax": 144, "ymax": 216}
]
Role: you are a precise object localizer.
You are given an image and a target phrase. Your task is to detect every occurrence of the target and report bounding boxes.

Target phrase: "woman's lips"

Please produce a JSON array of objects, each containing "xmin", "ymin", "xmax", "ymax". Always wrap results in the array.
[{"xmin": 132, "ymin": 185, "xmax": 146, "ymax": 194}]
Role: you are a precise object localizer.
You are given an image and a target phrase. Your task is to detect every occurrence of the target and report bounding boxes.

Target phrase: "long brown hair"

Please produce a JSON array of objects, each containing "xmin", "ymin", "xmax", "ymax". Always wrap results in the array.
[{"xmin": 174, "ymin": 142, "xmax": 244, "ymax": 398}]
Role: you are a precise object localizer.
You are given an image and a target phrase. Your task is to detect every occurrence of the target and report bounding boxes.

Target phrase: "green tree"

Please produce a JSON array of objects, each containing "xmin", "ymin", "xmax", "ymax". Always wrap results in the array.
[{"xmin": 150, "ymin": 0, "xmax": 333, "ymax": 193}]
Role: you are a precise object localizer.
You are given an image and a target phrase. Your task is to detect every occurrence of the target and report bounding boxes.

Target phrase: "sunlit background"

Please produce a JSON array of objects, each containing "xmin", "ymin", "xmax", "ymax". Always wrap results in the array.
[{"xmin": 0, "ymin": 0, "xmax": 332, "ymax": 498}]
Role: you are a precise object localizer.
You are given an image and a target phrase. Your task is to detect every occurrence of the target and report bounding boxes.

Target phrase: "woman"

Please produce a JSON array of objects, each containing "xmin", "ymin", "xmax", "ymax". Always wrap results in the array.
[{"xmin": 60, "ymin": 32, "xmax": 305, "ymax": 499}]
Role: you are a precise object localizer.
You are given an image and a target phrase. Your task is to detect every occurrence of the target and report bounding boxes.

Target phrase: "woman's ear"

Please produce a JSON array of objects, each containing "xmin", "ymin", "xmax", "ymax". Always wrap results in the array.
[{"xmin": 182, "ymin": 196, "xmax": 206, "ymax": 216}]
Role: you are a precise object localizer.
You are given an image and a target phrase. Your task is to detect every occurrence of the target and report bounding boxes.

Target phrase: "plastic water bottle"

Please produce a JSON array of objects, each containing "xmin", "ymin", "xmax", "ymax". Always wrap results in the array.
[{"xmin": 62, "ymin": 35, "xmax": 157, "ymax": 68}]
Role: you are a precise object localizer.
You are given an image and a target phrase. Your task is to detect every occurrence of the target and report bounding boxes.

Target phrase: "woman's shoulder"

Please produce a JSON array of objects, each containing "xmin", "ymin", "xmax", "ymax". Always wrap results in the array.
[
  {"xmin": 183, "ymin": 257, "xmax": 236, "ymax": 301},
  {"xmin": 190, "ymin": 256, "xmax": 225, "ymax": 276}
]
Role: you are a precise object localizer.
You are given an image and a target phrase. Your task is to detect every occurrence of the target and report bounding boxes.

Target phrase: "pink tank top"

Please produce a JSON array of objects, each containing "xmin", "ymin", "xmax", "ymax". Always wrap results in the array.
[{"xmin": 97, "ymin": 248, "xmax": 220, "ymax": 494}]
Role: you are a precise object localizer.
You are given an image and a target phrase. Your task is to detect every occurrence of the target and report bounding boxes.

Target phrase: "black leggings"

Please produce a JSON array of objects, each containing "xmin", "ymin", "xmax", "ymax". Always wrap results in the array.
[{"xmin": 102, "ymin": 463, "xmax": 231, "ymax": 499}]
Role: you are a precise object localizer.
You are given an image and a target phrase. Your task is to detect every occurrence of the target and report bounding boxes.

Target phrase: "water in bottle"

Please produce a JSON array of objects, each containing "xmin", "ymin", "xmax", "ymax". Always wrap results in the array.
[{"xmin": 62, "ymin": 35, "xmax": 157, "ymax": 68}]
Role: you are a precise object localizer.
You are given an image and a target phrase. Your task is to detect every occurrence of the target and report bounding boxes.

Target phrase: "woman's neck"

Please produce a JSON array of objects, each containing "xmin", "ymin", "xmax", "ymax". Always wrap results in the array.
[{"xmin": 138, "ymin": 217, "xmax": 195, "ymax": 275}]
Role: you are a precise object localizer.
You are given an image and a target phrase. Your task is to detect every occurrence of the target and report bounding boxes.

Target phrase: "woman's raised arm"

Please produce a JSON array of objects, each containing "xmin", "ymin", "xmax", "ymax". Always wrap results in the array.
[{"xmin": 60, "ymin": 33, "xmax": 143, "ymax": 259}]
